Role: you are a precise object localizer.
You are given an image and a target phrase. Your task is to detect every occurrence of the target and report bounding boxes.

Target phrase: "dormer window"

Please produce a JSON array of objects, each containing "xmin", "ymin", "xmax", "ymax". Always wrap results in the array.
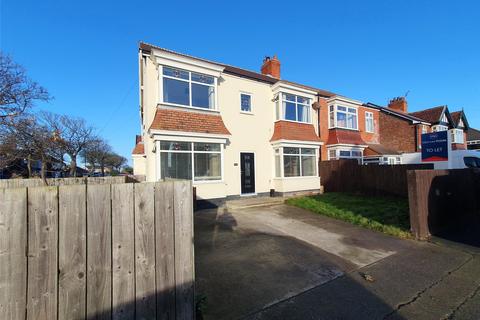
[
  {"xmin": 276, "ymin": 93, "xmax": 311, "ymax": 123},
  {"xmin": 161, "ymin": 66, "xmax": 216, "ymax": 110},
  {"xmin": 329, "ymin": 105, "xmax": 358, "ymax": 130}
]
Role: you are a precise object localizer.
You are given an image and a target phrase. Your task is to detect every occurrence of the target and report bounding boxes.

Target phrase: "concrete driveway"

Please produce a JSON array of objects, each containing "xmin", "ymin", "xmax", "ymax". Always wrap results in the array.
[{"xmin": 195, "ymin": 203, "xmax": 480, "ymax": 320}]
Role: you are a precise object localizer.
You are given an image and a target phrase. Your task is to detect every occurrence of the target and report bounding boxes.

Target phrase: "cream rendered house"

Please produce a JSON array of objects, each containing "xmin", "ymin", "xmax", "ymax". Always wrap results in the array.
[{"xmin": 132, "ymin": 42, "xmax": 333, "ymax": 206}]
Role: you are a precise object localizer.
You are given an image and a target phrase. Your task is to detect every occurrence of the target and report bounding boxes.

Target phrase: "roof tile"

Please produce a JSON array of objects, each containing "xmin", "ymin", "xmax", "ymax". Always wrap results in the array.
[{"xmin": 270, "ymin": 121, "xmax": 321, "ymax": 142}]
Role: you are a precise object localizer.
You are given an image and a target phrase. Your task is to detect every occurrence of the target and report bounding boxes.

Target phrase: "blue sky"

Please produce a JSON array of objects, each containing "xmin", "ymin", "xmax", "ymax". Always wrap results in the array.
[{"xmin": 2, "ymin": 0, "xmax": 480, "ymax": 163}]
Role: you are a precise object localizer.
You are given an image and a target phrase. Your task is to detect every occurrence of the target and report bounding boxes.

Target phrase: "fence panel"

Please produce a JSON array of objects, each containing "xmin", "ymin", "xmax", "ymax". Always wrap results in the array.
[
  {"xmin": 58, "ymin": 185, "xmax": 87, "ymax": 320},
  {"xmin": 86, "ymin": 184, "xmax": 112, "ymax": 320},
  {"xmin": 0, "ymin": 181, "xmax": 194, "ymax": 320},
  {"xmin": 0, "ymin": 188, "xmax": 27, "ymax": 320},
  {"xmin": 319, "ymin": 160, "xmax": 433, "ymax": 197},
  {"xmin": 134, "ymin": 183, "xmax": 157, "ymax": 320},
  {"xmin": 27, "ymin": 187, "xmax": 58, "ymax": 320},
  {"xmin": 112, "ymin": 183, "xmax": 135, "ymax": 320}
]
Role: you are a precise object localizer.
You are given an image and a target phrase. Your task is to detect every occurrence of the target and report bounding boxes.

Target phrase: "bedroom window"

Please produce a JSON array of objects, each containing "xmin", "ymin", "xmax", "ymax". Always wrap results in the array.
[
  {"xmin": 162, "ymin": 66, "xmax": 216, "ymax": 110},
  {"xmin": 365, "ymin": 111, "xmax": 374, "ymax": 133},
  {"xmin": 275, "ymin": 93, "xmax": 311, "ymax": 123},
  {"xmin": 329, "ymin": 105, "xmax": 358, "ymax": 130}
]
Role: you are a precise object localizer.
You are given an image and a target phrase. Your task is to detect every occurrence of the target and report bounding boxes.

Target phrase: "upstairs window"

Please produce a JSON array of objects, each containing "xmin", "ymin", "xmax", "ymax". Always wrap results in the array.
[
  {"xmin": 432, "ymin": 125, "xmax": 448, "ymax": 132},
  {"xmin": 240, "ymin": 93, "xmax": 252, "ymax": 113},
  {"xmin": 365, "ymin": 111, "xmax": 374, "ymax": 133},
  {"xmin": 329, "ymin": 105, "xmax": 358, "ymax": 130},
  {"xmin": 276, "ymin": 93, "xmax": 311, "ymax": 123},
  {"xmin": 451, "ymin": 129, "xmax": 464, "ymax": 144},
  {"xmin": 162, "ymin": 66, "xmax": 215, "ymax": 110}
]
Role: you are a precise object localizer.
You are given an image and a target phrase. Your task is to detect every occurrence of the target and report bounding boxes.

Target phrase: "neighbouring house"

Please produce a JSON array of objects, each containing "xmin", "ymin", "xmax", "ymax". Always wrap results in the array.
[
  {"xmin": 316, "ymin": 96, "xmax": 401, "ymax": 164},
  {"xmin": 132, "ymin": 42, "xmax": 338, "ymax": 205},
  {"xmin": 365, "ymin": 98, "xmax": 470, "ymax": 157},
  {"xmin": 467, "ymin": 128, "xmax": 480, "ymax": 150}
]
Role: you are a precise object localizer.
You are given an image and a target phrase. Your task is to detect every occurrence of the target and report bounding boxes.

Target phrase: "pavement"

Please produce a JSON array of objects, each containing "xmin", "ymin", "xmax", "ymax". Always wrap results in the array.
[{"xmin": 195, "ymin": 201, "xmax": 480, "ymax": 320}]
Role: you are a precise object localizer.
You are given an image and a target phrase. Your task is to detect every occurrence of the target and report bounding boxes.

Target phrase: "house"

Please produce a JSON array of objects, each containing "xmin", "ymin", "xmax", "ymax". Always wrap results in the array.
[
  {"xmin": 316, "ymin": 96, "xmax": 402, "ymax": 164},
  {"xmin": 467, "ymin": 128, "xmax": 480, "ymax": 150},
  {"xmin": 132, "ymin": 42, "xmax": 337, "ymax": 205},
  {"xmin": 365, "ymin": 98, "xmax": 470, "ymax": 157}
]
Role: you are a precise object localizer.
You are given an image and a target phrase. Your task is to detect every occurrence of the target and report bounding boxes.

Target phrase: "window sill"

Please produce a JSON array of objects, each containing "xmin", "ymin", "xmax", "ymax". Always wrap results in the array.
[
  {"xmin": 159, "ymin": 102, "xmax": 220, "ymax": 113},
  {"xmin": 193, "ymin": 179, "xmax": 224, "ymax": 185},
  {"xmin": 275, "ymin": 119, "xmax": 312, "ymax": 125},
  {"xmin": 328, "ymin": 126, "xmax": 359, "ymax": 131},
  {"xmin": 273, "ymin": 176, "xmax": 318, "ymax": 180},
  {"xmin": 240, "ymin": 111, "xmax": 254, "ymax": 115}
]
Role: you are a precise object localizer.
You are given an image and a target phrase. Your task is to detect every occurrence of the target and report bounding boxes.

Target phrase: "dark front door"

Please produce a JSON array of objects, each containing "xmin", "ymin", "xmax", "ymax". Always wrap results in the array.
[{"xmin": 240, "ymin": 153, "xmax": 255, "ymax": 194}]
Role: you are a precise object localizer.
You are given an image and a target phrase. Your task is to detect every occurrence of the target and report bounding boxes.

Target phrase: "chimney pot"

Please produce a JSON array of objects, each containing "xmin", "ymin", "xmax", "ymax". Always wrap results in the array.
[
  {"xmin": 261, "ymin": 54, "xmax": 280, "ymax": 79},
  {"xmin": 388, "ymin": 96, "xmax": 408, "ymax": 113}
]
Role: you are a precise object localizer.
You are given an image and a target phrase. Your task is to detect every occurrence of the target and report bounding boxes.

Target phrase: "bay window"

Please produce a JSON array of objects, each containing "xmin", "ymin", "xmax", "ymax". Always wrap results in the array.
[
  {"xmin": 329, "ymin": 105, "xmax": 358, "ymax": 130},
  {"xmin": 276, "ymin": 93, "xmax": 311, "ymax": 123},
  {"xmin": 162, "ymin": 66, "xmax": 216, "ymax": 110},
  {"xmin": 432, "ymin": 125, "xmax": 448, "ymax": 132},
  {"xmin": 275, "ymin": 147, "xmax": 317, "ymax": 177},
  {"xmin": 328, "ymin": 148, "xmax": 363, "ymax": 160},
  {"xmin": 451, "ymin": 129, "xmax": 464, "ymax": 144},
  {"xmin": 160, "ymin": 141, "xmax": 222, "ymax": 182}
]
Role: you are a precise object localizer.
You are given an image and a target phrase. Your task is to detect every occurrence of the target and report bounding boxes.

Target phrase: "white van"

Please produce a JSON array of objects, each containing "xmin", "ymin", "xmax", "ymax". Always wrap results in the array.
[{"xmin": 402, "ymin": 150, "xmax": 480, "ymax": 169}]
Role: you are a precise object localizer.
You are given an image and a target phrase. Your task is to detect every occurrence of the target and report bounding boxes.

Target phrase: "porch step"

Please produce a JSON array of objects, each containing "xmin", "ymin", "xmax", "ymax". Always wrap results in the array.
[{"xmin": 225, "ymin": 196, "xmax": 286, "ymax": 210}]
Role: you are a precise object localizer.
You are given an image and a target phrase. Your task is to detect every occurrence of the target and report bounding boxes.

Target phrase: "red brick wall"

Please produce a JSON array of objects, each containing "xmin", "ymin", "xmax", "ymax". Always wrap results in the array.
[{"xmin": 379, "ymin": 112, "xmax": 417, "ymax": 153}]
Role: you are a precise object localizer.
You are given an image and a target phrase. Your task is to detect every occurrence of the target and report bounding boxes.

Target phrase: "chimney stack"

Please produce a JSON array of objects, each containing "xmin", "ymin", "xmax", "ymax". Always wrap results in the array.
[
  {"xmin": 261, "ymin": 55, "xmax": 280, "ymax": 79},
  {"xmin": 388, "ymin": 97, "xmax": 408, "ymax": 113}
]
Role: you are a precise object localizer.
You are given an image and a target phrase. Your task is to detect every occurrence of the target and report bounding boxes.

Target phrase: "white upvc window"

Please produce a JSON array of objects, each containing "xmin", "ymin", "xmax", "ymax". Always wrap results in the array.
[
  {"xmin": 451, "ymin": 129, "xmax": 464, "ymax": 144},
  {"xmin": 274, "ymin": 147, "xmax": 317, "ymax": 178},
  {"xmin": 159, "ymin": 141, "xmax": 222, "ymax": 182},
  {"xmin": 240, "ymin": 93, "xmax": 252, "ymax": 113},
  {"xmin": 329, "ymin": 105, "xmax": 358, "ymax": 130},
  {"xmin": 275, "ymin": 93, "xmax": 311, "ymax": 123},
  {"xmin": 365, "ymin": 111, "xmax": 374, "ymax": 133},
  {"xmin": 327, "ymin": 148, "xmax": 363, "ymax": 160},
  {"xmin": 421, "ymin": 125, "xmax": 428, "ymax": 134},
  {"xmin": 432, "ymin": 125, "xmax": 448, "ymax": 132},
  {"xmin": 161, "ymin": 66, "xmax": 216, "ymax": 110}
]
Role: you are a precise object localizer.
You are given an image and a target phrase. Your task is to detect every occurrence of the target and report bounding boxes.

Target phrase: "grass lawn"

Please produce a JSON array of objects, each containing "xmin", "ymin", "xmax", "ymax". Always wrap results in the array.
[{"xmin": 286, "ymin": 193, "xmax": 412, "ymax": 239}]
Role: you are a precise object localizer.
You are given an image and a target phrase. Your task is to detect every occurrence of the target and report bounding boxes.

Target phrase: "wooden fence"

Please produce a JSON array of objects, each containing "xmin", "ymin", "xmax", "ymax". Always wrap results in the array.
[
  {"xmin": 407, "ymin": 169, "xmax": 480, "ymax": 240},
  {"xmin": 320, "ymin": 159, "xmax": 433, "ymax": 197},
  {"xmin": 0, "ymin": 181, "xmax": 194, "ymax": 320},
  {"xmin": 0, "ymin": 176, "xmax": 136, "ymax": 189}
]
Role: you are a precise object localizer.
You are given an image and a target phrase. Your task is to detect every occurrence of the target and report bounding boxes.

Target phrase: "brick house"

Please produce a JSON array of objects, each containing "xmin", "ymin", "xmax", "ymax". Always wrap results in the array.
[
  {"xmin": 365, "ymin": 97, "xmax": 470, "ymax": 155},
  {"xmin": 467, "ymin": 128, "xmax": 480, "ymax": 150}
]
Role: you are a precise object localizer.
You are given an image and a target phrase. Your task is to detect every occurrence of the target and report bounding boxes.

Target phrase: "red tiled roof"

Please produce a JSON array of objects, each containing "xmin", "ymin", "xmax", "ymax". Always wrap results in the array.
[
  {"xmin": 468, "ymin": 128, "xmax": 480, "ymax": 141},
  {"xmin": 139, "ymin": 42, "xmax": 335, "ymax": 98},
  {"xmin": 409, "ymin": 106, "xmax": 445, "ymax": 123},
  {"xmin": 326, "ymin": 129, "xmax": 367, "ymax": 146},
  {"xmin": 149, "ymin": 108, "xmax": 231, "ymax": 135},
  {"xmin": 270, "ymin": 121, "xmax": 322, "ymax": 142},
  {"xmin": 132, "ymin": 142, "xmax": 145, "ymax": 155}
]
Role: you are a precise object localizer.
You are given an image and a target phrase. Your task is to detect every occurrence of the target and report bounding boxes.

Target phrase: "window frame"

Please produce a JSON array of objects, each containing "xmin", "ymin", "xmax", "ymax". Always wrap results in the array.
[
  {"xmin": 158, "ymin": 140, "xmax": 224, "ymax": 183},
  {"xmin": 451, "ymin": 128, "xmax": 464, "ymax": 144},
  {"xmin": 159, "ymin": 65, "xmax": 218, "ymax": 111},
  {"xmin": 327, "ymin": 147, "xmax": 363, "ymax": 161},
  {"xmin": 365, "ymin": 111, "xmax": 374, "ymax": 133},
  {"xmin": 239, "ymin": 92, "xmax": 253, "ymax": 114},
  {"xmin": 274, "ymin": 146, "xmax": 318, "ymax": 178},
  {"xmin": 328, "ymin": 104, "xmax": 359, "ymax": 130},
  {"xmin": 432, "ymin": 125, "xmax": 448, "ymax": 132},
  {"xmin": 275, "ymin": 93, "xmax": 311, "ymax": 124}
]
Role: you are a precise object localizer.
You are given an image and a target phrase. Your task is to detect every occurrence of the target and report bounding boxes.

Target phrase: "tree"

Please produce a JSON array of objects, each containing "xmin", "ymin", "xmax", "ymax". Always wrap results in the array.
[
  {"xmin": 122, "ymin": 166, "xmax": 133, "ymax": 174},
  {"xmin": 0, "ymin": 53, "xmax": 50, "ymax": 119},
  {"xmin": 3, "ymin": 115, "xmax": 58, "ymax": 182},
  {"xmin": 105, "ymin": 153, "xmax": 127, "ymax": 173},
  {"xmin": 81, "ymin": 138, "xmax": 112, "ymax": 175},
  {"xmin": 41, "ymin": 111, "xmax": 95, "ymax": 177}
]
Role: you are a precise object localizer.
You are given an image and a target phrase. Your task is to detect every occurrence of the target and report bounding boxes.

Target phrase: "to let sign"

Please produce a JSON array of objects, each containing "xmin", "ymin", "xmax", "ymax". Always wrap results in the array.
[{"xmin": 421, "ymin": 131, "xmax": 449, "ymax": 162}]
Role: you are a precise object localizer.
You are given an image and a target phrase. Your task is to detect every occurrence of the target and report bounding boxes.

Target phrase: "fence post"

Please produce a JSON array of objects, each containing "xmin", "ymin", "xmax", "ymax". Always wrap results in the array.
[{"xmin": 407, "ymin": 170, "xmax": 431, "ymax": 240}]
